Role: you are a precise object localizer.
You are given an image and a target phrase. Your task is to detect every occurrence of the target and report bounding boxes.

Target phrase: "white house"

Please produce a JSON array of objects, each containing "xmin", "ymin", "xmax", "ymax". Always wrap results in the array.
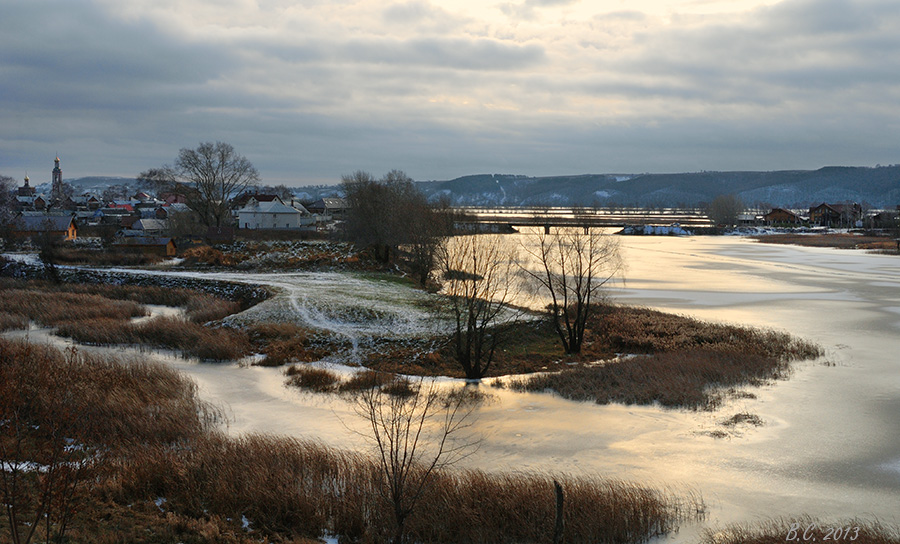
[{"xmin": 237, "ymin": 198, "xmax": 315, "ymax": 230}]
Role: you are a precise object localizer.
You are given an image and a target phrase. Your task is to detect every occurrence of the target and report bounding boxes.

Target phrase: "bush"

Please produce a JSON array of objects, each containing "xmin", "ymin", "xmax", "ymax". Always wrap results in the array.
[{"xmin": 284, "ymin": 365, "xmax": 341, "ymax": 392}]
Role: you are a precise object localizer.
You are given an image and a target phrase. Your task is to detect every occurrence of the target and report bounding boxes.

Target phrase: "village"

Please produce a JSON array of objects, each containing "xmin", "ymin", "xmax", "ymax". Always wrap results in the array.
[
  {"xmin": 2, "ymin": 156, "xmax": 349, "ymax": 257},
  {"xmin": 4, "ymin": 157, "xmax": 900, "ymax": 263}
]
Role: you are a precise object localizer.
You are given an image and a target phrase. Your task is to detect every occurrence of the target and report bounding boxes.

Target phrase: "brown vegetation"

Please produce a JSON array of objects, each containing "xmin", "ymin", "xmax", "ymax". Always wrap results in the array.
[
  {"xmin": 55, "ymin": 317, "xmax": 251, "ymax": 361},
  {"xmin": 1, "ymin": 337, "xmax": 700, "ymax": 544},
  {"xmin": 44, "ymin": 247, "xmax": 165, "ymax": 266},
  {"xmin": 247, "ymin": 322, "xmax": 335, "ymax": 366},
  {"xmin": 753, "ymin": 233, "xmax": 899, "ymax": 252},
  {"xmin": 284, "ymin": 365, "xmax": 342, "ymax": 392},
  {"xmin": 0, "ymin": 278, "xmax": 257, "ymax": 361},
  {"xmin": 508, "ymin": 305, "xmax": 822, "ymax": 410}
]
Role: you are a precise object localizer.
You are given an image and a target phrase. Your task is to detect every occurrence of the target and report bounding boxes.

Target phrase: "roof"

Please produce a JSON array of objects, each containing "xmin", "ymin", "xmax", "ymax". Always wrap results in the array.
[
  {"xmin": 134, "ymin": 218, "xmax": 168, "ymax": 231},
  {"xmin": 15, "ymin": 215, "xmax": 75, "ymax": 231},
  {"xmin": 238, "ymin": 199, "xmax": 308, "ymax": 215},
  {"xmin": 310, "ymin": 197, "xmax": 347, "ymax": 210}
]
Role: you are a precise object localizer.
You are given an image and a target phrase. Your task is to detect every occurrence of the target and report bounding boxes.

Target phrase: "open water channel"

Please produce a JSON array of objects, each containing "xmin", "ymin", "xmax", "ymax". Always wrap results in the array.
[{"xmin": 7, "ymin": 234, "xmax": 900, "ymax": 539}]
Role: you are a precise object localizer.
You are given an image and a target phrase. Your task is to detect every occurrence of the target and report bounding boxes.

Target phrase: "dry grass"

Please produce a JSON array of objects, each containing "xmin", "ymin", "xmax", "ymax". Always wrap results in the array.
[
  {"xmin": 701, "ymin": 517, "xmax": 900, "ymax": 544},
  {"xmin": 0, "ymin": 287, "xmax": 148, "ymax": 326},
  {"xmin": 285, "ymin": 367, "xmax": 418, "ymax": 398},
  {"xmin": 0, "ymin": 278, "xmax": 253, "ymax": 360},
  {"xmin": 593, "ymin": 305, "xmax": 822, "ymax": 360},
  {"xmin": 284, "ymin": 365, "xmax": 342, "ymax": 392},
  {"xmin": 56, "ymin": 317, "xmax": 252, "ymax": 361},
  {"xmin": 248, "ymin": 322, "xmax": 334, "ymax": 366},
  {"xmin": 0, "ymin": 277, "xmax": 245, "ymax": 324},
  {"xmin": 0, "ymin": 311, "xmax": 29, "ymax": 331},
  {"xmin": 510, "ymin": 305, "xmax": 823, "ymax": 410},
  {"xmin": 49, "ymin": 247, "xmax": 165, "ymax": 266},
  {"xmin": 119, "ymin": 434, "xmax": 701, "ymax": 544},
  {"xmin": 2, "ymin": 337, "xmax": 700, "ymax": 544},
  {"xmin": 752, "ymin": 233, "xmax": 899, "ymax": 252}
]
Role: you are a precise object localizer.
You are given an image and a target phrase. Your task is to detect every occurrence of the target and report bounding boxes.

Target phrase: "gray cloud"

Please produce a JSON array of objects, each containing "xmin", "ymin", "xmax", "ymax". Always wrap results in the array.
[{"xmin": 1, "ymin": 0, "xmax": 899, "ymax": 185}]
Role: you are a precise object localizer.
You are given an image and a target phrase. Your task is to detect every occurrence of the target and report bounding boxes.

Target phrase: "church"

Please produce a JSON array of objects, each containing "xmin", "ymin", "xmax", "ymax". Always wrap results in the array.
[{"xmin": 15, "ymin": 156, "xmax": 66, "ymax": 210}]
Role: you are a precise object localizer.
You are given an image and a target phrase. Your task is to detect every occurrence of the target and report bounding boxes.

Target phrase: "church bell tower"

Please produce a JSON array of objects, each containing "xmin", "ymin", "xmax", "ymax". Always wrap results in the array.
[{"xmin": 51, "ymin": 156, "xmax": 63, "ymax": 200}]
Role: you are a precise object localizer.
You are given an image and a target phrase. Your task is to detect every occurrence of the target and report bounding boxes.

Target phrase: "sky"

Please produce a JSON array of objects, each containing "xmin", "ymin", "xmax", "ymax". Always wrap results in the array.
[{"xmin": 1, "ymin": 0, "xmax": 899, "ymax": 185}]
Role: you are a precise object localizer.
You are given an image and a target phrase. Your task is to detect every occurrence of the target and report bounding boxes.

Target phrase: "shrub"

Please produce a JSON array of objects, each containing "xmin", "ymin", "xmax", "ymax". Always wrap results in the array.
[{"xmin": 284, "ymin": 365, "xmax": 341, "ymax": 392}]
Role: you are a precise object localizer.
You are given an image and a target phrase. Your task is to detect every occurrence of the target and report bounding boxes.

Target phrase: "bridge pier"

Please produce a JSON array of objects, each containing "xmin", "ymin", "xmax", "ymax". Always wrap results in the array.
[
  {"xmin": 544, "ymin": 224, "xmax": 551, "ymax": 234},
  {"xmin": 583, "ymin": 226, "xmax": 589, "ymax": 235}
]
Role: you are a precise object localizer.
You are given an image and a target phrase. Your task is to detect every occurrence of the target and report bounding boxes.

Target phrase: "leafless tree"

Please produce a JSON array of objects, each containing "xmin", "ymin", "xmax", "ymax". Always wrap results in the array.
[
  {"xmin": 0, "ymin": 346, "xmax": 105, "ymax": 544},
  {"xmin": 520, "ymin": 226, "xmax": 622, "ymax": 354},
  {"xmin": 440, "ymin": 234, "xmax": 519, "ymax": 379},
  {"xmin": 352, "ymin": 379, "xmax": 482, "ymax": 544},
  {"xmin": 341, "ymin": 169, "xmax": 449, "ymax": 283},
  {"xmin": 707, "ymin": 194, "xmax": 744, "ymax": 227},
  {"xmin": 0, "ymin": 175, "xmax": 16, "ymax": 248},
  {"xmin": 138, "ymin": 141, "xmax": 259, "ymax": 228}
]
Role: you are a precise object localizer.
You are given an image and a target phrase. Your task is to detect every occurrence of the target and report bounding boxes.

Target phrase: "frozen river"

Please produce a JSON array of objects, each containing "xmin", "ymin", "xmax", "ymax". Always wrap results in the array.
[{"xmin": 7, "ymin": 235, "xmax": 900, "ymax": 537}]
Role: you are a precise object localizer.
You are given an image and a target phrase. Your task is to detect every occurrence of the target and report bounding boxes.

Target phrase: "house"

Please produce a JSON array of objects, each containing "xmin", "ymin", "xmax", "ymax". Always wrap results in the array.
[
  {"xmin": 159, "ymin": 192, "xmax": 188, "ymax": 205},
  {"xmin": 237, "ymin": 198, "xmax": 315, "ymax": 230},
  {"xmin": 111, "ymin": 236, "xmax": 177, "ymax": 257},
  {"xmin": 231, "ymin": 191, "xmax": 281, "ymax": 209},
  {"xmin": 870, "ymin": 207, "xmax": 900, "ymax": 229},
  {"xmin": 307, "ymin": 197, "xmax": 348, "ymax": 218},
  {"xmin": 11, "ymin": 214, "xmax": 77, "ymax": 241},
  {"xmin": 809, "ymin": 203, "xmax": 862, "ymax": 227},
  {"xmin": 132, "ymin": 218, "xmax": 169, "ymax": 235},
  {"xmin": 764, "ymin": 208, "xmax": 804, "ymax": 225}
]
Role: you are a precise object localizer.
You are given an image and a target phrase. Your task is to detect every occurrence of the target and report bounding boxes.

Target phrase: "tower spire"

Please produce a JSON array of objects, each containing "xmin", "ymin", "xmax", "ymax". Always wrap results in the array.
[{"xmin": 51, "ymin": 155, "xmax": 63, "ymax": 201}]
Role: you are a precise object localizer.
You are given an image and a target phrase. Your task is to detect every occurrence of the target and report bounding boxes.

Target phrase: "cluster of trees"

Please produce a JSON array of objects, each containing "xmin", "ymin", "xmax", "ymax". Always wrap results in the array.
[
  {"xmin": 340, "ymin": 171, "xmax": 624, "ymax": 379},
  {"xmin": 139, "ymin": 141, "xmax": 260, "ymax": 229},
  {"xmin": 340, "ymin": 169, "xmax": 453, "ymax": 285}
]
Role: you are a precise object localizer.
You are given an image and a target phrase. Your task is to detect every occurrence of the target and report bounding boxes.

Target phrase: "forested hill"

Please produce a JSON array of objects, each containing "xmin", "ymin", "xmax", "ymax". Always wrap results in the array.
[{"xmin": 417, "ymin": 166, "xmax": 900, "ymax": 208}]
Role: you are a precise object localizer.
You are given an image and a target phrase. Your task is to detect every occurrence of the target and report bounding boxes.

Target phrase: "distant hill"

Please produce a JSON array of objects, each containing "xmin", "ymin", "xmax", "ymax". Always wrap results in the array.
[
  {"xmin": 416, "ymin": 167, "xmax": 900, "ymax": 208},
  {"xmin": 56, "ymin": 167, "xmax": 900, "ymax": 209}
]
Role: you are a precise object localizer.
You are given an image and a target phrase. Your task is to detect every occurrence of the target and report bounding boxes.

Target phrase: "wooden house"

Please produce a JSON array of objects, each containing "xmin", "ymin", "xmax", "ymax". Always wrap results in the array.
[
  {"xmin": 764, "ymin": 208, "xmax": 803, "ymax": 225},
  {"xmin": 809, "ymin": 203, "xmax": 861, "ymax": 227},
  {"xmin": 11, "ymin": 214, "xmax": 77, "ymax": 241},
  {"xmin": 111, "ymin": 236, "xmax": 177, "ymax": 257}
]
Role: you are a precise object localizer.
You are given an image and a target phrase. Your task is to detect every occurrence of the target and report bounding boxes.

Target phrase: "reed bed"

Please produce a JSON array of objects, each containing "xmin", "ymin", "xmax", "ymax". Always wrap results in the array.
[
  {"xmin": 593, "ymin": 305, "xmax": 822, "ymax": 360},
  {"xmin": 701, "ymin": 516, "xmax": 900, "ymax": 544},
  {"xmin": 2, "ymin": 337, "xmax": 699, "ymax": 543},
  {"xmin": 56, "ymin": 316, "xmax": 252, "ymax": 361},
  {"xmin": 0, "ymin": 288, "xmax": 147, "ymax": 326},
  {"xmin": 0, "ymin": 338, "xmax": 214, "ymax": 448},
  {"xmin": 284, "ymin": 365, "xmax": 342, "ymax": 392},
  {"xmin": 0, "ymin": 277, "xmax": 244, "ymax": 323},
  {"xmin": 248, "ymin": 322, "xmax": 334, "ymax": 366},
  {"xmin": 510, "ymin": 305, "xmax": 823, "ymax": 410},
  {"xmin": 118, "ymin": 433, "xmax": 700, "ymax": 544},
  {"xmin": 0, "ymin": 310, "xmax": 28, "ymax": 331}
]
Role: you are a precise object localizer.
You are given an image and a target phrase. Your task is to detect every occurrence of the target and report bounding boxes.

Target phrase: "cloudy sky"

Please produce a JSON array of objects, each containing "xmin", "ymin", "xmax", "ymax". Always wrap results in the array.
[{"xmin": 1, "ymin": 0, "xmax": 898, "ymax": 185}]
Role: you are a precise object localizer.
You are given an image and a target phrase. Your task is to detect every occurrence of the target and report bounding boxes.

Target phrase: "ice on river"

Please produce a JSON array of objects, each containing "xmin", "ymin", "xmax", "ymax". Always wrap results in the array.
[{"xmin": 7, "ymin": 235, "xmax": 900, "ymax": 540}]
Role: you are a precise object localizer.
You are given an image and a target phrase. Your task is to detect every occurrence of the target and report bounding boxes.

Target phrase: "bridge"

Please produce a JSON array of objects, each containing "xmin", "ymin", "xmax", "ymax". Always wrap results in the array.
[{"xmin": 452, "ymin": 206, "xmax": 714, "ymax": 232}]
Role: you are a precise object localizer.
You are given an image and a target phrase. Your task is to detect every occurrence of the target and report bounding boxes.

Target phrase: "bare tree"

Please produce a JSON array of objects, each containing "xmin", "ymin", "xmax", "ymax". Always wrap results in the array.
[
  {"xmin": 352, "ymin": 379, "xmax": 482, "ymax": 544},
  {"xmin": 707, "ymin": 194, "xmax": 744, "ymax": 227},
  {"xmin": 139, "ymin": 142, "xmax": 259, "ymax": 228},
  {"xmin": 0, "ymin": 175, "xmax": 16, "ymax": 248},
  {"xmin": 0, "ymin": 346, "xmax": 105, "ymax": 544},
  {"xmin": 341, "ymin": 169, "xmax": 448, "ymax": 283},
  {"xmin": 521, "ymin": 227, "xmax": 622, "ymax": 355},
  {"xmin": 440, "ymin": 234, "xmax": 519, "ymax": 379}
]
